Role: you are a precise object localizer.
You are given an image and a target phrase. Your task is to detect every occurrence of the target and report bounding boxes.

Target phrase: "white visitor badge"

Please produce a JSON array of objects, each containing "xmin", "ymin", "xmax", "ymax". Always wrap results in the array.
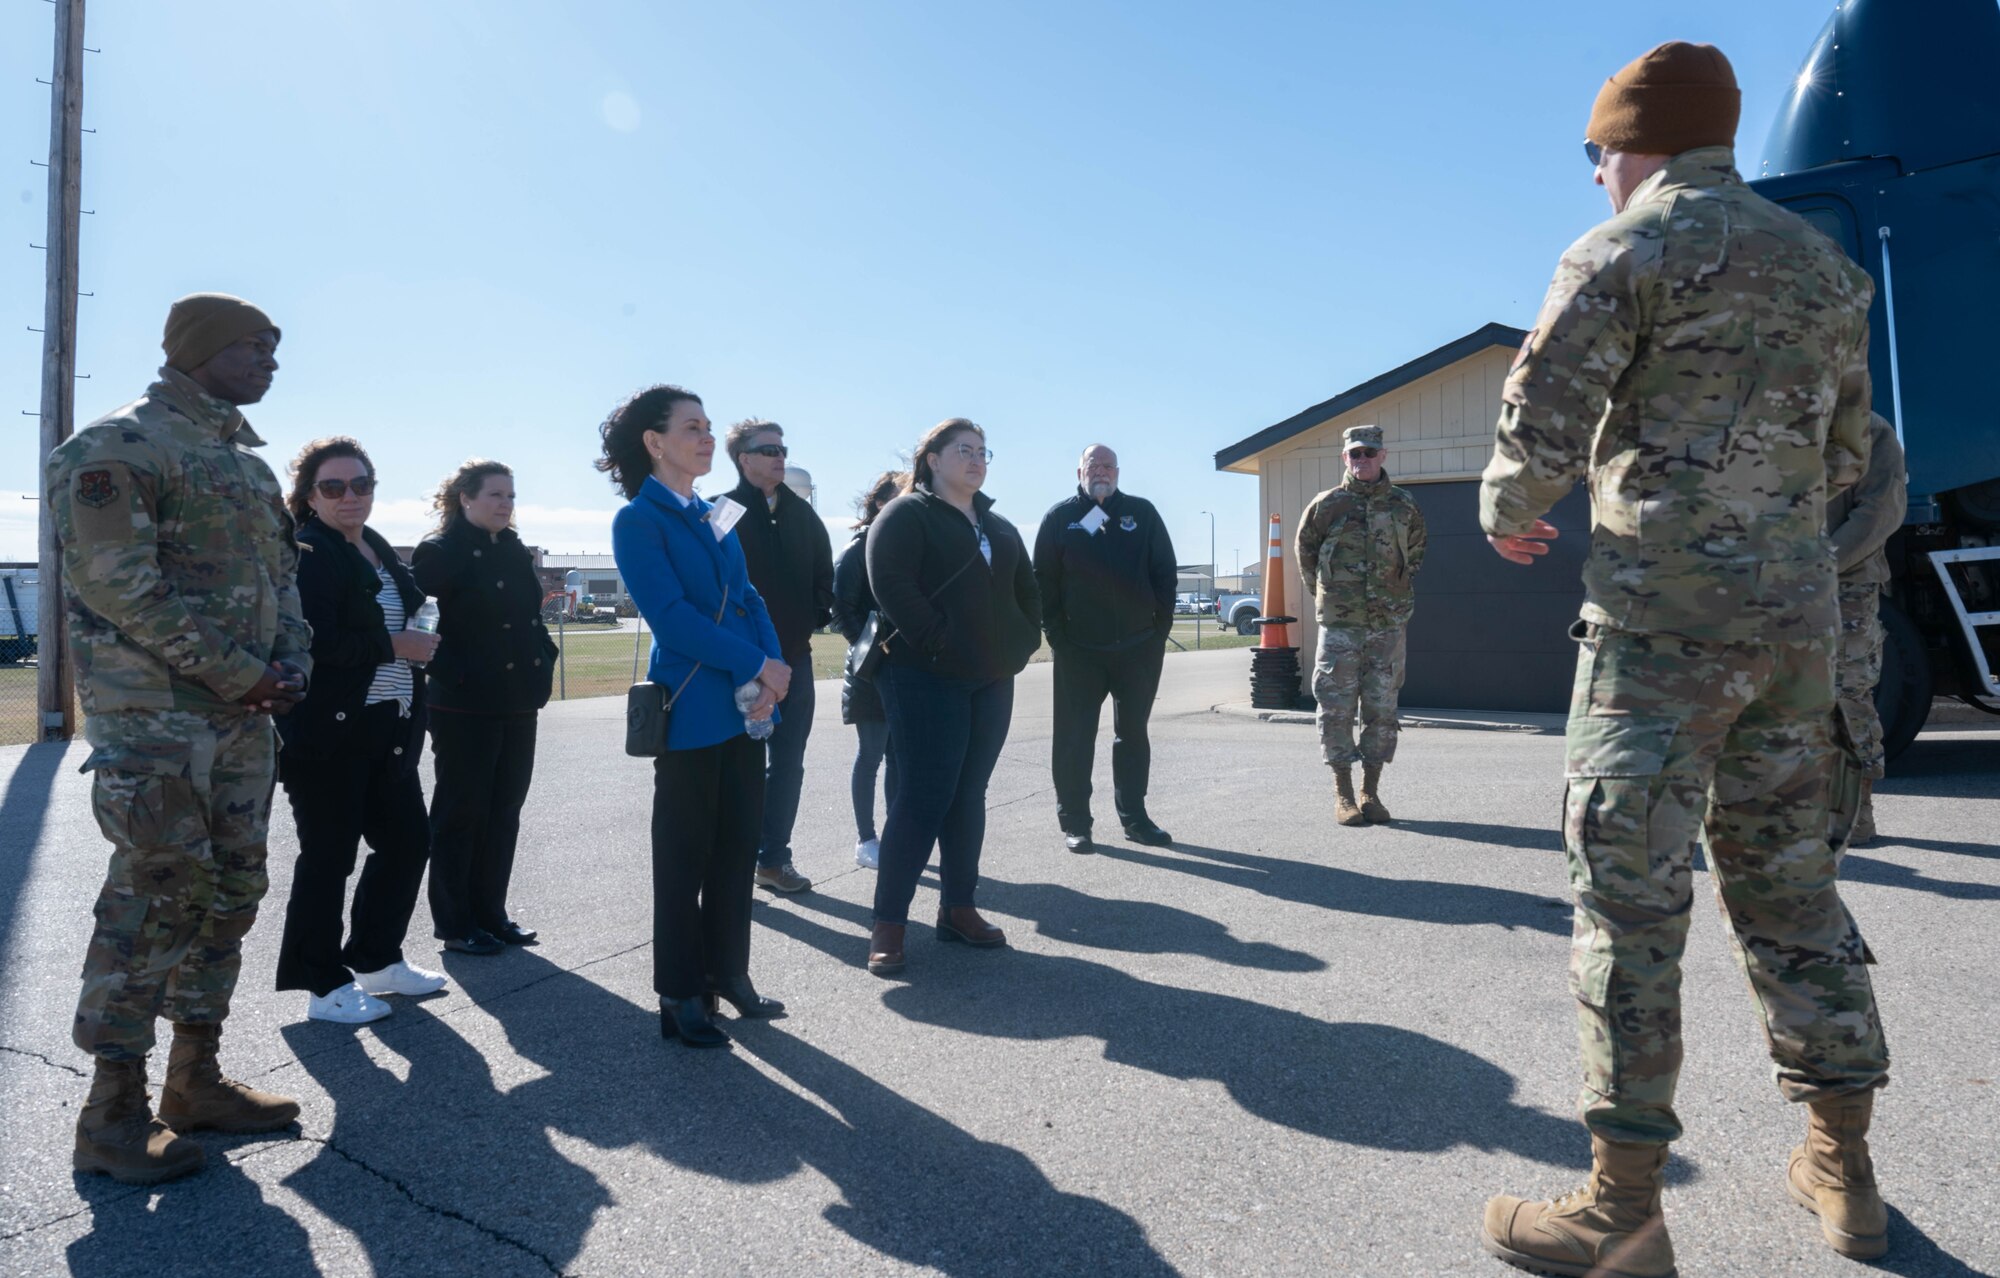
[
  {"xmin": 708, "ymin": 496, "xmax": 746, "ymax": 541},
  {"xmin": 1079, "ymin": 505, "xmax": 1109, "ymax": 535}
]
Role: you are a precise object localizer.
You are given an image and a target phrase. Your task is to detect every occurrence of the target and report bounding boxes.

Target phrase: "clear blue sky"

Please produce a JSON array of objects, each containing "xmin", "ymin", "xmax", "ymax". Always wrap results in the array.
[{"xmin": 4, "ymin": 0, "xmax": 1840, "ymax": 575}]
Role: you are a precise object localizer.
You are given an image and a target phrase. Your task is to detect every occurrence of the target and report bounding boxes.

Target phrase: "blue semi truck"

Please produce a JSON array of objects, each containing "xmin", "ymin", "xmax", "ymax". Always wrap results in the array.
[{"xmin": 1750, "ymin": 0, "xmax": 2000, "ymax": 756}]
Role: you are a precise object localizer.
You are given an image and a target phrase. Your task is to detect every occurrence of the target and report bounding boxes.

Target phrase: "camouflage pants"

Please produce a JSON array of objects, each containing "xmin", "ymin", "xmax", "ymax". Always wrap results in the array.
[
  {"xmin": 1312, "ymin": 624, "xmax": 1406, "ymax": 766},
  {"xmin": 74, "ymin": 709, "xmax": 277, "ymax": 1062},
  {"xmin": 1563, "ymin": 624, "xmax": 1888, "ymax": 1146},
  {"xmin": 1827, "ymin": 579, "xmax": 1887, "ymax": 852}
]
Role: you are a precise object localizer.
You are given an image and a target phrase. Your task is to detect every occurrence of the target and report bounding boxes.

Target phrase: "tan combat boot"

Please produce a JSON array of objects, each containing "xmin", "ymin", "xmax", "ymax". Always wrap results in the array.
[
  {"xmin": 1483, "ymin": 1136, "xmax": 1676, "ymax": 1278},
  {"xmin": 1332, "ymin": 766, "xmax": 1366, "ymax": 826},
  {"xmin": 158, "ymin": 1022, "xmax": 300, "ymax": 1133},
  {"xmin": 1359, "ymin": 762, "xmax": 1392, "ymax": 823},
  {"xmin": 73, "ymin": 1057, "xmax": 206, "ymax": 1184},
  {"xmin": 1787, "ymin": 1091, "xmax": 1889, "ymax": 1259}
]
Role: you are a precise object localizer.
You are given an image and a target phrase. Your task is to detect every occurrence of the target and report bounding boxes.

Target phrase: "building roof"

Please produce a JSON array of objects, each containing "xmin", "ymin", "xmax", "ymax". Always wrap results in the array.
[
  {"xmin": 542, "ymin": 553, "xmax": 621, "ymax": 571},
  {"xmin": 1214, "ymin": 322, "xmax": 1527, "ymax": 470}
]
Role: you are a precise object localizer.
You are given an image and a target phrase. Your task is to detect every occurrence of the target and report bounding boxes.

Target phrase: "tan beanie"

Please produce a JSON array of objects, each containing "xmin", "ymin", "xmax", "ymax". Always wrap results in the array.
[
  {"xmin": 161, "ymin": 293, "xmax": 280, "ymax": 372},
  {"xmin": 1587, "ymin": 41, "xmax": 1740, "ymax": 156}
]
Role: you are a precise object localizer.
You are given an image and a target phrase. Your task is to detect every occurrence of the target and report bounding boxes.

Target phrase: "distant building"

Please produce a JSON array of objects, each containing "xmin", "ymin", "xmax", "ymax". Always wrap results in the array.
[
  {"xmin": 1215, "ymin": 322, "xmax": 1588, "ymax": 712},
  {"xmin": 538, "ymin": 552, "xmax": 627, "ymax": 607}
]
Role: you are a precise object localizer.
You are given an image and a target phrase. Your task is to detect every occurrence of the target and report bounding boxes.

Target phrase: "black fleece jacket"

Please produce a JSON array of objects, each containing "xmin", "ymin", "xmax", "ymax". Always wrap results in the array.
[
  {"xmin": 277, "ymin": 518, "xmax": 427, "ymax": 773},
  {"xmin": 1032, "ymin": 486, "xmax": 1177, "ymax": 651},
  {"xmin": 726, "ymin": 478, "xmax": 834, "ymax": 660},
  {"xmin": 864, "ymin": 485, "xmax": 1042, "ymax": 683},
  {"xmin": 411, "ymin": 519, "xmax": 557, "ymax": 715}
]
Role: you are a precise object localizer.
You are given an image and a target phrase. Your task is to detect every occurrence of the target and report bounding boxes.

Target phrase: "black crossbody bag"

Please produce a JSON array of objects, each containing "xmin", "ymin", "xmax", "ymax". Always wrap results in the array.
[
  {"xmin": 846, "ymin": 550, "xmax": 983, "ymax": 682},
  {"xmin": 626, "ymin": 590, "xmax": 728, "ymax": 757}
]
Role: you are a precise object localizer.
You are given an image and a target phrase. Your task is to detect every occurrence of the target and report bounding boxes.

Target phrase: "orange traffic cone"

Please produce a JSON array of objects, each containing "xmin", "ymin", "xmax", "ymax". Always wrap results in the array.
[
  {"xmin": 1259, "ymin": 513, "xmax": 1293, "ymax": 649},
  {"xmin": 1250, "ymin": 513, "xmax": 1302, "ymax": 709}
]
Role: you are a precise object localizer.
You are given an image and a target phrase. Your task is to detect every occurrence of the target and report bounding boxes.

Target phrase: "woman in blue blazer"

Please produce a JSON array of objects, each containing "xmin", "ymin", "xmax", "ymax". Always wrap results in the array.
[{"xmin": 603, "ymin": 384, "xmax": 792, "ymax": 1048}]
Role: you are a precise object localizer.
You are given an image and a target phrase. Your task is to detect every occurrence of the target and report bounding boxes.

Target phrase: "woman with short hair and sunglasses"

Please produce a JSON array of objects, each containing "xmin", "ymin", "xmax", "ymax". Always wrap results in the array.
[
  {"xmin": 273, "ymin": 437, "xmax": 448, "ymax": 1023},
  {"xmin": 413, "ymin": 459, "xmax": 559, "ymax": 955},
  {"xmin": 861, "ymin": 419, "xmax": 1041, "ymax": 975}
]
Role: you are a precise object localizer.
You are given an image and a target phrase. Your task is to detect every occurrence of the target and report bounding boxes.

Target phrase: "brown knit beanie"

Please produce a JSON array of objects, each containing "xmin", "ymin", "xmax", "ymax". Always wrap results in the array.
[
  {"xmin": 1586, "ymin": 41, "xmax": 1740, "ymax": 156},
  {"xmin": 162, "ymin": 293, "xmax": 280, "ymax": 372}
]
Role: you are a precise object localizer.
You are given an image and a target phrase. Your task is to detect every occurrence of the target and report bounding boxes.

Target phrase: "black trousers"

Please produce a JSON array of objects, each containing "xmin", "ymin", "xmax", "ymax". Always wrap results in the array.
[
  {"xmin": 276, "ymin": 700, "xmax": 432, "ymax": 996},
  {"xmin": 427, "ymin": 709, "xmax": 538, "ymax": 938},
  {"xmin": 652, "ymin": 733, "xmax": 765, "ymax": 1000},
  {"xmin": 1050, "ymin": 638, "xmax": 1165, "ymax": 833}
]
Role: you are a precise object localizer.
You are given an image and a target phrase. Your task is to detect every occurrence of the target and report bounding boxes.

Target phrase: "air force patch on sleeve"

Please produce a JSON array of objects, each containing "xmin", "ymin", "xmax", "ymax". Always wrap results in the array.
[
  {"xmin": 1119, "ymin": 514, "xmax": 1138, "ymax": 532},
  {"xmin": 77, "ymin": 469, "xmax": 119, "ymax": 509}
]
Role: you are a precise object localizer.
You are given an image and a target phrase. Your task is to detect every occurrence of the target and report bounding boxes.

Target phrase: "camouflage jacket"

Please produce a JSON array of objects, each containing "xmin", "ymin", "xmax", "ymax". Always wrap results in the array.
[
  {"xmin": 1296, "ymin": 471, "xmax": 1427, "ymax": 628},
  {"xmin": 1827, "ymin": 413, "xmax": 1907, "ymax": 589},
  {"xmin": 1479, "ymin": 147, "xmax": 1875, "ymax": 642},
  {"xmin": 46, "ymin": 367, "xmax": 311, "ymax": 719}
]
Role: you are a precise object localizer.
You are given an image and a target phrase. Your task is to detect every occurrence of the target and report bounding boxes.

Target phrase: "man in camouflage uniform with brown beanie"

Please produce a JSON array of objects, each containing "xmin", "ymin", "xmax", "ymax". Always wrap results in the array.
[
  {"xmin": 1295, "ymin": 424, "xmax": 1426, "ymax": 826},
  {"xmin": 1827, "ymin": 412, "xmax": 1907, "ymax": 850},
  {"xmin": 46, "ymin": 293, "xmax": 312, "ymax": 1184},
  {"xmin": 1477, "ymin": 43, "xmax": 1893, "ymax": 1274}
]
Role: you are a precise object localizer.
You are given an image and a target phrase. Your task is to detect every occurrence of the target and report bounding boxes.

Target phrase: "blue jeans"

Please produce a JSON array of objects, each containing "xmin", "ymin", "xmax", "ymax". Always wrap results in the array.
[
  {"xmin": 873, "ymin": 663, "xmax": 1015, "ymax": 925},
  {"xmin": 757, "ymin": 670, "xmax": 815, "ymax": 869},
  {"xmin": 852, "ymin": 719, "xmax": 899, "ymax": 843}
]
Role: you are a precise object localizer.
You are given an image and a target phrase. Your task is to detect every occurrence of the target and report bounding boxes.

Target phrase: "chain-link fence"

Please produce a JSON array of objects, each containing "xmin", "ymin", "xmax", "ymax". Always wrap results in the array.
[{"xmin": 1, "ymin": 565, "xmax": 43, "ymax": 746}]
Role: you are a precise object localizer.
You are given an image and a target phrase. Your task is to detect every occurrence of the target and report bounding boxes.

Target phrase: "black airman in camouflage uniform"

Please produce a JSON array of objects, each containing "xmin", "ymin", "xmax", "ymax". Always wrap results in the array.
[{"xmin": 47, "ymin": 293, "xmax": 311, "ymax": 1184}]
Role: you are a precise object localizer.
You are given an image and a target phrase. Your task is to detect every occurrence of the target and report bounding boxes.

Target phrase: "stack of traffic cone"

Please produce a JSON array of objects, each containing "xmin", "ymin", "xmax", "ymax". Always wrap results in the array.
[{"xmin": 1249, "ymin": 513, "xmax": 1302, "ymax": 710}]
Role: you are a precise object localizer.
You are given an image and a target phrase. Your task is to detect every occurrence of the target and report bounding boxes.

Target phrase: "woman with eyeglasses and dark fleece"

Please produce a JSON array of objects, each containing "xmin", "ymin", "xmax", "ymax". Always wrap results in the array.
[
  {"xmin": 273, "ymin": 437, "xmax": 448, "ymax": 1024},
  {"xmin": 413, "ymin": 458, "xmax": 559, "ymax": 956}
]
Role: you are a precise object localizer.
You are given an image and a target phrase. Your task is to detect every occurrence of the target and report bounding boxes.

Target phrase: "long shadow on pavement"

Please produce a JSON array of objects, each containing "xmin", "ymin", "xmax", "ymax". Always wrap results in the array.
[
  {"xmin": 1093, "ymin": 841, "xmax": 1572, "ymax": 936},
  {"xmin": 64, "ymin": 1150, "xmax": 319, "ymax": 1278},
  {"xmin": 1381, "ymin": 818, "xmax": 1562, "ymax": 854},
  {"xmin": 0, "ymin": 743, "xmax": 68, "ymax": 961},
  {"xmin": 1870, "ymin": 1206, "xmax": 1994, "ymax": 1278},
  {"xmin": 971, "ymin": 876, "xmax": 1325, "ymax": 972},
  {"xmin": 1839, "ymin": 853, "xmax": 2000, "ymax": 901},
  {"xmin": 1874, "ymin": 835, "xmax": 2000, "ymax": 860},
  {"xmin": 1881, "ymin": 734, "xmax": 2000, "ymax": 792},
  {"xmin": 762, "ymin": 898, "xmax": 1591, "ymax": 1173},
  {"xmin": 282, "ymin": 949, "xmax": 1175, "ymax": 1277}
]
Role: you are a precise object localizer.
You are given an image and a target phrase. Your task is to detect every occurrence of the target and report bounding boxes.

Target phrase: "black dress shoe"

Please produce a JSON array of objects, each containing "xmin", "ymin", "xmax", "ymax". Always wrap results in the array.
[
  {"xmin": 440, "ymin": 930, "xmax": 503, "ymax": 956},
  {"xmin": 659, "ymin": 998, "xmax": 730, "ymax": 1048},
  {"xmin": 486, "ymin": 920, "xmax": 539, "ymax": 946},
  {"xmin": 1121, "ymin": 820, "xmax": 1174, "ymax": 847},
  {"xmin": 705, "ymin": 975, "xmax": 785, "ymax": 1019},
  {"xmin": 1063, "ymin": 831, "xmax": 1095, "ymax": 854}
]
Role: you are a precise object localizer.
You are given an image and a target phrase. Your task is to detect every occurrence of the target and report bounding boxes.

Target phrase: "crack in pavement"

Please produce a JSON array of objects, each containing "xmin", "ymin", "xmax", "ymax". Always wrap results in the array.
[
  {"xmin": 0, "ymin": 1043, "xmax": 89, "ymax": 1078},
  {"xmin": 0, "ymin": 1131, "xmax": 302, "ymax": 1244}
]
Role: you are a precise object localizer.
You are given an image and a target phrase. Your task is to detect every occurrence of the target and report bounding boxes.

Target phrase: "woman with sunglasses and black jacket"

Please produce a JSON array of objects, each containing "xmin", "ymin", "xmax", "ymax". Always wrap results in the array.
[
  {"xmin": 274, "ymin": 438, "xmax": 448, "ymax": 1024},
  {"xmin": 861, "ymin": 419, "xmax": 1041, "ymax": 976}
]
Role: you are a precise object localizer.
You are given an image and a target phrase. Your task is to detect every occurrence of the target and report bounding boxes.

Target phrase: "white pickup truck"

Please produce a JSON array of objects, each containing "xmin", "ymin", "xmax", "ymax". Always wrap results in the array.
[{"xmin": 1215, "ymin": 592, "xmax": 1264, "ymax": 636}]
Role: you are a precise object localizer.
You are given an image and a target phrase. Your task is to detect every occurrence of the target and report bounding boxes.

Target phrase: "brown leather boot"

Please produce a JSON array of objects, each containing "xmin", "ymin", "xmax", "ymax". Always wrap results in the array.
[
  {"xmin": 1332, "ymin": 766, "xmax": 1365, "ymax": 826},
  {"xmin": 1788, "ymin": 1091, "xmax": 1889, "ymax": 1259},
  {"xmin": 158, "ymin": 1022, "xmax": 300, "ymax": 1134},
  {"xmin": 867, "ymin": 922, "xmax": 906, "ymax": 975},
  {"xmin": 937, "ymin": 906, "xmax": 1006, "ymax": 948},
  {"xmin": 1483, "ymin": 1136, "xmax": 1677, "ymax": 1277},
  {"xmin": 1359, "ymin": 762, "xmax": 1392, "ymax": 823},
  {"xmin": 73, "ymin": 1057, "xmax": 206, "ymax": 1185}
]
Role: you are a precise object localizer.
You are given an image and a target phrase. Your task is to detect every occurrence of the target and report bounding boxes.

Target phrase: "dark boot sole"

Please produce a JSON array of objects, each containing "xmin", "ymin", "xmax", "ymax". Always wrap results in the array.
[
  {"xmin": 936, "ymin": 923, "xmax": 1005, "ymax": 948},
  {"xmin": 658, "ymin": 1021, "xmax": 731, "ymax": 1049},
  {"xmin": 1786, "ymin": 1175, "xmax": 1889, "ymax": 1259},
  {"xmin": 158, "ymin": 1109, "xmax": 299, "ymax": 1134},
  {"xmin": 866, "ymin": 955, "xmax": 905, "ymax": 976},
  {"xmin": 1480, "ymin": 1230, "xmax": 1677, "ymax": 1278}
]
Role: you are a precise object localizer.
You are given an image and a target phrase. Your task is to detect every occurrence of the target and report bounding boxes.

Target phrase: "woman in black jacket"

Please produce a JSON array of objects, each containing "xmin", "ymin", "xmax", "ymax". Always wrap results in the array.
[
  {"xmin": 413, "ymin": 459, "xmax": 558, "ymax": 955},
  {"xmin": 861, "ymin": 420, "xmax": 1041, "ymax": 975},
  {"xmin": 834, "ymin": 471, "xmax": 905, "ymax": 870},
  {"xmin": 274, "ymin": 437, "xmax": 448, "ymax": 1024}
]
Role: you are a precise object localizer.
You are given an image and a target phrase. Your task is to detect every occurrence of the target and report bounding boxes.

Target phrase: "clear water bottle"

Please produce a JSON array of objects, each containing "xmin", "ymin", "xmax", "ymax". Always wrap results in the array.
[
  {"xmin": 408, "ymin": 598, "xmax": 440, "ymax": 667},
  {"xmin": 736, "ymin": 680, "xmax": 775, "ymax": 740}
]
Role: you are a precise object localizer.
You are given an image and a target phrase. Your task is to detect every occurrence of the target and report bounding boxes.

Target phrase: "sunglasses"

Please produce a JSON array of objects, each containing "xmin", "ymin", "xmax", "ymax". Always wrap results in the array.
[
  {"xmin": 1584, "ymin": 139, "xmax": 1609, "ymax": 166},
  {"xmin": 743, "ymin": 444, "xmax": 789, "ymax": 459},
  {"xmin": 314, "ymin": 476, "xmax": 376, "ymax": 499},
  {"xmin": 1346, "ymin": 447, "xmax": 1381, "ymax": 459}
]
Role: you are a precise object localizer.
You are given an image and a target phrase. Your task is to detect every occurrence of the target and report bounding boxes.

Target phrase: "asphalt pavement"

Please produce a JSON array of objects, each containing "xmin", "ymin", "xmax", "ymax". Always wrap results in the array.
[{"xmin": 1, "ymin": 649, "xmax": 1994, "ymax": 1277}]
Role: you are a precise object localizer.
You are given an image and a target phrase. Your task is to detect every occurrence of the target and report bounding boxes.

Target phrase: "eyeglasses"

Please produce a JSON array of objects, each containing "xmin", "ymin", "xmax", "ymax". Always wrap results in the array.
[
  {"xmin": 743, "ymin": 444, "xmax": 789, "ymax": 459},
  {"xmin": 1584, "ymin": 139, "xmax": 1609, "ymax": 166},
  {"xmin": 1345, "ymin": 448, "xmax": 1381, "ymax": 459},
  {"xmin": 314, "ymin": 476, "xmax": 376, "ymax": 499},
  {"xmin": 951, "ymin": 444, "xmax": 995, "ymax": 463}
]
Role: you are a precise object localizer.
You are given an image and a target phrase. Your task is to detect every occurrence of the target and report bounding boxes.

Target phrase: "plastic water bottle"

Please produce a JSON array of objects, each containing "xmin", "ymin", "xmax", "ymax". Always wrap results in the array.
[
  {"xmin": 736, "ymin": 680, "xmax": 775, "ymax": 740},
  {"xmin": 408, "ymin": 598, "xmax": 440, "ymax": 667}
]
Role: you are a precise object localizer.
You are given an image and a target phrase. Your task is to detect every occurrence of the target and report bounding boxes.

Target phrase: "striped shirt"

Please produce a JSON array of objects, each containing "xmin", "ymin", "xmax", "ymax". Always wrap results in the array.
[{"xmin": 365, "ymin": 564, "xmax": 415, "ymax": 714}]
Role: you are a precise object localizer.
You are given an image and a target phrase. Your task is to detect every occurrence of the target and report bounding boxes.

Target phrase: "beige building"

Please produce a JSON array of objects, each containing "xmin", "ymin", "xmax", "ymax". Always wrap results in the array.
[{"xmin": 1216, "ymin": 323, "xmax": 1590, "ymax": 712}]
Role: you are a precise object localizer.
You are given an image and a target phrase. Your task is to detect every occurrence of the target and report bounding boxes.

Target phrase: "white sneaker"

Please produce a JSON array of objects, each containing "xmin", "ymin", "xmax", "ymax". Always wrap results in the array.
[
  {"xmin": 855, "ymin": 838, "xmax": 880, "ymax": 869},
  {"xmin": 307, "ymin": 982, "xmax": 393, "ymax": 1024},
  {"xmin": 354, "ymin": 960, "xmax": 449, "ymax": 997}
]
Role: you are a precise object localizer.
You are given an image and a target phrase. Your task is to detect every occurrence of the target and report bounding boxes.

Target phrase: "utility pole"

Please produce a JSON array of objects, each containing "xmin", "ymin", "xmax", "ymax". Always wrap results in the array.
[{"xmin": 37, "ymin": 0, "xmax": 86, "ymax": 742}]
